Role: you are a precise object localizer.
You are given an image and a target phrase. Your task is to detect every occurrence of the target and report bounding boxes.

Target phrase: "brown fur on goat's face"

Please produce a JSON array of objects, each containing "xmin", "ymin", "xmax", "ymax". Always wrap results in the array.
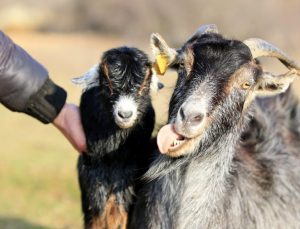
[{"xmin": 152, "ymin": 33, "xmax": 295, "ymax": 157}]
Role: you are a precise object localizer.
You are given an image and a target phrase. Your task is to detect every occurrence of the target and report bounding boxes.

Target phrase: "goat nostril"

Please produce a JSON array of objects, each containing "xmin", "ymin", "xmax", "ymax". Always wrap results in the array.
[
  {"xmin": 158, "ymin": 82, "xmax": 164, "ymax": 90},
  {"xmin": 179, "ymin": 106, "xmax": 205, "ymax": 126},
  {"xmin": 190, "ymin": 114, "xmax": 204, "ymax": 125},
  {"xmin": 179, "ymin": 108, "xmax": 185, "ymax": 120},
  {"xmin": 118, "ymin": 110, "xmax": 133, "ymax": 119}
]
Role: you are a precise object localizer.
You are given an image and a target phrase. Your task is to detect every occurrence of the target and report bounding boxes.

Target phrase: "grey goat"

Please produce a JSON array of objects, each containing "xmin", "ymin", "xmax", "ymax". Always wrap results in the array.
[{"xmin": 130, "ymin": 25, "xmax": 300, "ymax": 229}]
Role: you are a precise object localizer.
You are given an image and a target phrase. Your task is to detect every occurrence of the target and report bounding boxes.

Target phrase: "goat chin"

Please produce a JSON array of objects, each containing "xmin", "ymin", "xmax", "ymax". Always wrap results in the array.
[{"xmin": 115, "ymin": 119, "xmax": 136, "ymax": 129}]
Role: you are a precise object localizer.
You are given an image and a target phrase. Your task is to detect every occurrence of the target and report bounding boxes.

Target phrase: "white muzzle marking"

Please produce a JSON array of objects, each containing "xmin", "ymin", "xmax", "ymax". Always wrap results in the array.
[{"xmin": 113, "ymin": 96, "xmax": 138, "ymax": 128}]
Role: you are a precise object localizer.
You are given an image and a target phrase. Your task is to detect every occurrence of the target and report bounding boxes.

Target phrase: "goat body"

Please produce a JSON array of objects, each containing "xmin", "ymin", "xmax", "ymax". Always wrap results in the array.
[
  {"xmin": 77, "ymin": 47, "xmax": 156, "ymax": 229},
  {"xmin": 130, "ymin": 31, "xmax": 300, "ymax": 229}
]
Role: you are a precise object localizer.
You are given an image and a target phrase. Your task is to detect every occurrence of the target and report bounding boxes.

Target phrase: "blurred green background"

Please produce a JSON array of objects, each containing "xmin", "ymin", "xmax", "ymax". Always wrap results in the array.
[{"xmin": 0, "ymin": 0, "xmax": 300, "ymax": 228}]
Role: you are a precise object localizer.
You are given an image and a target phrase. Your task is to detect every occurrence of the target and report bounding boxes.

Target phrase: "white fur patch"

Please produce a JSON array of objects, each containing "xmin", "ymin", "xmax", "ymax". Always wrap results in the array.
[
  {"xmin": 150, "ymin": 68, "xmax": 164, "ymax": 92},
  {"xmin": 113, "ymin": 96, "xmax": 138, "ymax": 128},
  {"xmin": 72, "ymin": 64, "xmax": 99, "ymax": 91},
  {"xmin": 115, "ymin": 96, "xmax": 137, "ymax": 113}
]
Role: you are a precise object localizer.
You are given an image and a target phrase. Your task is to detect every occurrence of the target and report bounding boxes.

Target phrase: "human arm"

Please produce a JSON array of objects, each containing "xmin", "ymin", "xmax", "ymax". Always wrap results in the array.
[{"xmin": 0, "ymin": 31, "xmax": 86, "ymax": 152}]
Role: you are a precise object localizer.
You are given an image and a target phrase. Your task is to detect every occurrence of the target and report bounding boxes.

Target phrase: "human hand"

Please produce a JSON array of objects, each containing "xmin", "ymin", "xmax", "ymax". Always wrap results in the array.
[{"xmin": 53, "ymin": 103, "xmax": 86, "ymax": 153}]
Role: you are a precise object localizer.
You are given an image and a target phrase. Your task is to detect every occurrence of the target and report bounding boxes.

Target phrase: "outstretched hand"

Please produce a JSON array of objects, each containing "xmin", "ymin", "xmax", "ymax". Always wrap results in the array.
[{"xmin": 53, "ymin": 103, "xmax": 86, "ymax": 153}]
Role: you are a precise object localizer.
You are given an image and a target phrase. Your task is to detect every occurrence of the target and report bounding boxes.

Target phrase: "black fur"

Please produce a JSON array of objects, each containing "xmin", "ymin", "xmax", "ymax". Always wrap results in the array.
[{"xmin": 77, "ymin": 47, "xmax": 155, "ymax": 228}]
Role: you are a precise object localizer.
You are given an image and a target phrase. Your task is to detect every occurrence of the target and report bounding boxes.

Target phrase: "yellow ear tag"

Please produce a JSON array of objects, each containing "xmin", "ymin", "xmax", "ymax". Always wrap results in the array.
[{"xmin": 154, "ymin": 54, "xmax": 169, "ymax": 75}]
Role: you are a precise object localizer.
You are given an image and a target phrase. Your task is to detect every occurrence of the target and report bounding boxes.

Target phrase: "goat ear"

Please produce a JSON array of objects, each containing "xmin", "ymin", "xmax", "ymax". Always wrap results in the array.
[
  {"xmin": 72, "ymin": 64, "xmax": 99, "ymax": 89},
  {"xmin": 150, "ymin": 33, "xmax": 177, "ymax": 75},
  {"xmin": 254, "ymin": 70, "xmax": 296, "ymax": 97}
]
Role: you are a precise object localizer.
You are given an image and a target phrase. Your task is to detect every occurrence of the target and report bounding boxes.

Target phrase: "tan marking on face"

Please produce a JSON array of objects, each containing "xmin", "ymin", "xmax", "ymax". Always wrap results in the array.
[
  {"xmin": 90, "ymin": 194, "xmax": 128, "ymax": 229},
  {"xmin": 138, "ymin": 68, "xmax": 151, "ymax": 96},
  {"xmin": 224, "ymin": 61, "xmax": 258, "ymax": 95},
  {"xmin": 184, "ymin": 47, "xmax": 195, "ymax": 77},
  {"xmin": 222, "ymin": 61, "xmax": 263, "ymax": 114},
  {"xmin": 100, "ymin": 61, "xmax": 113, "ymax": 95}
]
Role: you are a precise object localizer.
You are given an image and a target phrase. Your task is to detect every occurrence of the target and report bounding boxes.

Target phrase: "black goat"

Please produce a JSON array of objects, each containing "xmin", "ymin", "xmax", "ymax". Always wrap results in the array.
[
  {"xmin": 73, "ymin": 47, "xmax": 161, "ymax": 229},
  {"xmin": 130, "ymin": 25, "xmax": 300, "ymax": 228}
]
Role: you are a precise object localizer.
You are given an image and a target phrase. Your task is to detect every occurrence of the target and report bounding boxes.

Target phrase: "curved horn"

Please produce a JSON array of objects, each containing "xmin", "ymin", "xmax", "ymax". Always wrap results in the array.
[
  {"xmin": 196, "ymin": 24, "xmax": 219, "ymax": 35},
  {"xmin": 244, "ymin": 38, "xmax": 300, "ymax": 74},
  {"xmin": 187, "ymin": 24, "xmax": 219, "ymax": 42}
]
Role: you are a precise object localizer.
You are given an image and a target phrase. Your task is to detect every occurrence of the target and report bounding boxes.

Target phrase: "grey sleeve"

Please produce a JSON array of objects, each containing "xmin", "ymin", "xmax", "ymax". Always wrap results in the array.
[{"xmin": 0, "ymin": 31, "xmax": 67, "ymax": 123}]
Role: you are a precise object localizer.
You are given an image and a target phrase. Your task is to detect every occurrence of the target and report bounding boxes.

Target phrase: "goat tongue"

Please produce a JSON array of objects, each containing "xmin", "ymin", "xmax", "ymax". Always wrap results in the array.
[{"xmin": 157, "ymin": 124, "xmax": 182, "ymax": 154}]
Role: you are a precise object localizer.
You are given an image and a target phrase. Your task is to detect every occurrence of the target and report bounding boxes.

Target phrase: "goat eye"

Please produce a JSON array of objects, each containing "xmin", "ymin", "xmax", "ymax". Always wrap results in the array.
[
  {"xmin": 179, "ymin": 62, "xmax": 185, "ymax": 68},
  {"xmin": 241, "ymin": 81, "xmax": 251, "ymax": 89}
]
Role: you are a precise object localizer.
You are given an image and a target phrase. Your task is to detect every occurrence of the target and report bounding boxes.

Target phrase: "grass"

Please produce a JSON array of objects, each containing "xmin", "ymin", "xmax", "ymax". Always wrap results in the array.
[{"xmin": 0, "ymin": 106, "xmax": 82, "ymax": 228}]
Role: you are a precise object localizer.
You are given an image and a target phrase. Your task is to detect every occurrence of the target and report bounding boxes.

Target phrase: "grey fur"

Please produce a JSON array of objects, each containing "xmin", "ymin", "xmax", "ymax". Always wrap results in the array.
[
  {"xmin": 131, "ymin": 89, "xmax": 300, "ymax": 229},
  {"xmin": 130, "ymin": 32, "xmax": 300, "ymax": 229}
]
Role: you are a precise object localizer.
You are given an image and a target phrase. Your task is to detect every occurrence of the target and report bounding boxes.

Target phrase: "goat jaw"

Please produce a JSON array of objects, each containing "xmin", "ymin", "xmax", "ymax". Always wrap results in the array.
[{"xmin": 157, "ymin": 124, "xmax": 186, "ymax": 154}]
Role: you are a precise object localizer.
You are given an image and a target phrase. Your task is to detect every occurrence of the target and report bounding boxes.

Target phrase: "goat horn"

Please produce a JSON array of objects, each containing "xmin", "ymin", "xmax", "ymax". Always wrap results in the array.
[
  {"xmin": 244, "ymin": 38, "xmax": 300, "ymax": 75},
  {"xmin": 196, "ymin": 24, "xmax": 219, "ymax": 35},
  {"xmin": 187, "ymin": 24, "xmax": 219, "ymax": 42}
]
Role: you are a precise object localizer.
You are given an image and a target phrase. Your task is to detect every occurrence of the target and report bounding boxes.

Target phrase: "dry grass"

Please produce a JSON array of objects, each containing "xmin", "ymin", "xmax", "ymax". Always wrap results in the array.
[{"xmin": 0, "ymin": 31, "xmax": 299, "ymax": 228}]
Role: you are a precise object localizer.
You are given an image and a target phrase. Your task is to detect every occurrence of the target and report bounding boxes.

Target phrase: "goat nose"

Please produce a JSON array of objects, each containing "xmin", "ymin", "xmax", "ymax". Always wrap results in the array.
[
  {"xmin": 189, "ymin": 113, "xmax": 204, "ymax": 125},
  {"xmin": 118, "ymin": 110, "xmax": 133, "ymax": 119},
  {"xmin": 179, "ymin": 107, "xmax": 204, "ymax": 126},
  {"xmin": 158, "ymin": 82, "xmax": 164, "ymax": 90}
]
